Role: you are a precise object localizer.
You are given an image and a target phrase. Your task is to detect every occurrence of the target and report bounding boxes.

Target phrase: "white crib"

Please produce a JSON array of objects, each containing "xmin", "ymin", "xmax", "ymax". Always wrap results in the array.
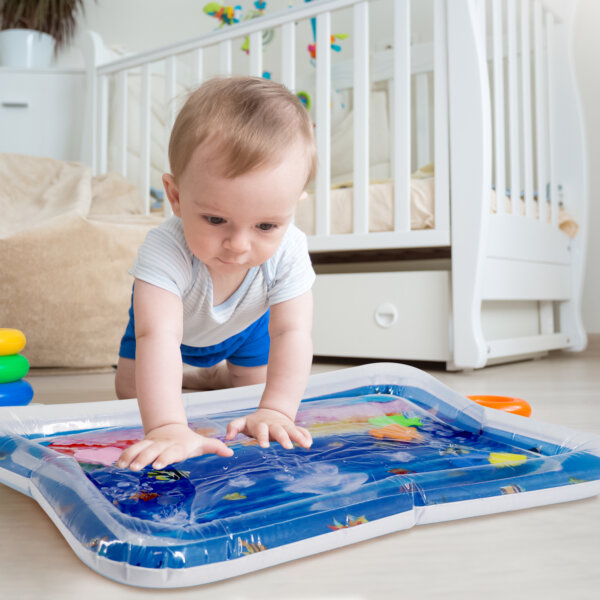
[{"xmin": 81, "ymin": 0, "xmax": 588, "ymax": 369}]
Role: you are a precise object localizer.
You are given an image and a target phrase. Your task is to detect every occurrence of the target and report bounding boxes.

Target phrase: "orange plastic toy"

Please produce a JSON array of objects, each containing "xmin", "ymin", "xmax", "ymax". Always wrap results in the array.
[{"xmin": 467, "ymin": 395, "xmax": 532, "ymax": 418}]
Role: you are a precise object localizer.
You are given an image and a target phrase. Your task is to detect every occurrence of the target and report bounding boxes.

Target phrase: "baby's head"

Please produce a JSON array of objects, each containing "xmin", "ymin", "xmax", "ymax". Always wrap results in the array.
[
  {"xmin": 163, "ymin": 77, "xmax": 317, "ymax": 271},
  {"xmin": 168, "ymin": 76, "xmax": 317, "ymax": 188}
]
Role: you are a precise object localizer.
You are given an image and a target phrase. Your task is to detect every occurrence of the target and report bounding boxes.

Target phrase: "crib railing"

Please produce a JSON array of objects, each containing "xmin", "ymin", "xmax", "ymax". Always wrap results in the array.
[
  {"xmin": 448, "ymin": 0, "xmax": 584, "ymax": 367},
  {"xmin": 480, "ymin": 0, "xmax": 563, "ymax": 227},
  {"xmin": 82, "ymin": 0, "xmax": 453, "ymax": 251},
  {"xmin": 82, "ymin": 0, "xmax": 570, "ymax": 253}
]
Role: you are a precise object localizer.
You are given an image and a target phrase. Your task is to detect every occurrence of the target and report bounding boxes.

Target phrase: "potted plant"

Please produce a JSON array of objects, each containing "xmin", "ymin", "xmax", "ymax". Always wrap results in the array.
[{"xmin": 0, "ymin": 0, "xmax": 87, "ymax": 68}]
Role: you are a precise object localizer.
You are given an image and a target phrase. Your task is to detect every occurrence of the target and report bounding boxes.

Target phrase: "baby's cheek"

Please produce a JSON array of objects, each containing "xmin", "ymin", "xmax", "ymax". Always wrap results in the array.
[{"xmin": 264, "ymin": 240, "xmax": 283, "ymax": 260}]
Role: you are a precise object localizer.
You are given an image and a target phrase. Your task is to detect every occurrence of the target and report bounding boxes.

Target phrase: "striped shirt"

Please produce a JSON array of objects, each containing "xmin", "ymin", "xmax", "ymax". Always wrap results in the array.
[{"xmin": 130, "ymin": 217, "xmax": 315, "ymax": 347}]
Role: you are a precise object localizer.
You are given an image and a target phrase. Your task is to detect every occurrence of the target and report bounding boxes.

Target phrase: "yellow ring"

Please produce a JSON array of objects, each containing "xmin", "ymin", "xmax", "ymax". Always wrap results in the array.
[{"xmin": 0, "ymin": 329, "xmax": 26, "ymax": 356}]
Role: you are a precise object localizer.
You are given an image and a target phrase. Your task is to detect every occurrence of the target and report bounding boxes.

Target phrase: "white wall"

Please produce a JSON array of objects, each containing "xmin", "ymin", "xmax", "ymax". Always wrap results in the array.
[
  {"xmin": 63, "ymin": 0, "xmax": 599, "ymax": 333},
  {"xmin": 80, "ymin": 0, "xmax": 210, "ymax": 52}
]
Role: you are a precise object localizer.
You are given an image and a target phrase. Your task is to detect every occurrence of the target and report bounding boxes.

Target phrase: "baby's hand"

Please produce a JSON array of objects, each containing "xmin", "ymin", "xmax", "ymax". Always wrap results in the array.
[
  {"xmin": 225, "ymin": 407, "xmax": 313, "ymax": 450},
  {"xmin": 117, "ymin": 423, "xmax": 233, "ymax": 471}
]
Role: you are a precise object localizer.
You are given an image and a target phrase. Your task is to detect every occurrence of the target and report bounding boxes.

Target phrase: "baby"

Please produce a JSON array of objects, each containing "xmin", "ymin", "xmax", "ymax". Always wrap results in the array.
[{"xmin": 115, "ymin": 77, "xmax": 317, "ymax": 471}]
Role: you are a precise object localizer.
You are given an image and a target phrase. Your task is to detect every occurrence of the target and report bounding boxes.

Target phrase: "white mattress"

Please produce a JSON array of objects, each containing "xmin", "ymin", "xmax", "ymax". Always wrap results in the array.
[
  {"xmin": 297, "ymin": 177, "xmax": 435, "ymax": 235},
  {"xmin": 296, "ymin": 177, "xmax": 578, "ymax": 238}
]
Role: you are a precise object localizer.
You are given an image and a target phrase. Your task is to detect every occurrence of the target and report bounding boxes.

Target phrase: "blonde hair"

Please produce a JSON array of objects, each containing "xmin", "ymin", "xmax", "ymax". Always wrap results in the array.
[{"xmin": 169, "ymin": 77, "xmax": 317, "ymax": 187}]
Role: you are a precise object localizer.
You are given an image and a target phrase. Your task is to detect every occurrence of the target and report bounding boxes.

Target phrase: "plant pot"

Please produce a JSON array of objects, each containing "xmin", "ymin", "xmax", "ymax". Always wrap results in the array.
[{"xmin": 0, "ymin": 29, "xmax": 55, "ymax": 68}]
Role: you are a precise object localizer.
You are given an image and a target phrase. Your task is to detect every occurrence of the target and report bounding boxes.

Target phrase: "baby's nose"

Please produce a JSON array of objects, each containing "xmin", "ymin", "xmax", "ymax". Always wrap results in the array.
[{"xmin": 225, "ymin": 230, "xmax": 250, "ymax": 253}]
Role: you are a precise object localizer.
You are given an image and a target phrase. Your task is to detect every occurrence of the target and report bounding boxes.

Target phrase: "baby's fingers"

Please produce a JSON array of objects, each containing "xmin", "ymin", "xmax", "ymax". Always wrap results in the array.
[
  {"xmin": 153, "ymin": 439, "xmax": 232, "ymax": 469},
  {"xmin": 117, "ymin": 439, "xmax": 154, "ymax": 469},
  {"xmin": 255, "ymin": 422, "xmax": 270, "ymax": 448},
  {"xmin": 152, "ymin": 444, "xmax": 189, "ymax": 470},
  {"xmin": 269, "ymin": 424, "xmax": 294, "ymax": 450},
  {"xmin": 226, "ymin": 417, "xmax": 247, "ymax": 441},
  {"xmin": 288, "ymin": 426, "xmax": 313, "ymax": 449},
  {"xmin": 201, "ymin": 437, "xmax": 234, "ymax": 458},
  {"xmin": 127, "ymin": 442, "xmax": 170, "ymax": 471}
]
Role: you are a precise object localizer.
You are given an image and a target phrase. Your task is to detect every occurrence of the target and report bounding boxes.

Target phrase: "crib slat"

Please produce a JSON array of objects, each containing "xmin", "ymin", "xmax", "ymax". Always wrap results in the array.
[
  {"xmin": 415, "ymin": 74, "xmax": 430, "ymax": 169},
  {"xmin": 539, "ymin": 300, "xmax": 554, "ymax": 335},
  {"xmin": 191, "ymin": 49, "xmax": 204, "ymax": 86},
  {"xmin": 476, "ymin": 0, "xmax": 486, "ymax": 50},
  {"xmin": 520, "ymin": 0, "xmax": 535, "ymax": 218},
  {"xmin": 281, "ymin": 22, "xmax": 296, "ymax": 92},
  {"xmin": 165, "ymin": 57, "xmax": 177, "ymax": 135},
  {"xmin": 164, "ymin": 57, "xmax": 177, "ymax": 217},
  {"xmin": 506, "ymin": 0, "xmax": 520, "ymax": 216},
  {"xmin": 433, "ymin": 0, "xmax": 450, "ymax": 232},
  {"xmin": 86, "ymin": 61, "xmax": 98, "ymax": 175},
  {"xmin": 533, "ymin": 1, "xmax": 549, "ymax": 224},
  {"xmin": 492, "ymin": 0, "xmax": 505, "ymax": 214},
  {"xmin": 139, "ymin": 64, "xmax": 152, "ymax": 216},
  {"xmin": 353, "ymin": 1, "xmax": 370, "ymax": 234},
  {"xmin": 98, "ymin": 74, "xmax": 109, "ymax": 174},
  {"xmin": 115, "ymin": 70, "xmax": 128, "ymax": 178},
  {"xmin": 315, "ymin": 12, "xmax": 332, "ymax": 236},
  {"xmin": 249, "ymin": 31, "xmax": 263, "ymax": 77},
  {"xmin": 393, "ymin": 0, "xmax": 411, "ymax": 233},
  {"xmin": 220, "ymin": 40, "xmax": 233, "ymax": 76},
  {"xmin": 545, "ymin": 11, "xmax": 558, "ymax": 228}
]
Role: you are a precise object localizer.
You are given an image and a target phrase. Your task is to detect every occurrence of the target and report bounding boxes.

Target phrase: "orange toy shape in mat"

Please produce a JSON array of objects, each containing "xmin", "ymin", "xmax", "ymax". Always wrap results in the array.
[{"xmin": 369, "ymin": 424, "xmax": 423, "ymax": 442}]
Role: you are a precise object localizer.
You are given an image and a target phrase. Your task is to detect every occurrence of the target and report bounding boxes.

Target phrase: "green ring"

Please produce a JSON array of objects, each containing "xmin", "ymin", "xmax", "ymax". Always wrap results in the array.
[{"xmin": 0, "ymin": 354, "xmax": 30, "ymax": 383}]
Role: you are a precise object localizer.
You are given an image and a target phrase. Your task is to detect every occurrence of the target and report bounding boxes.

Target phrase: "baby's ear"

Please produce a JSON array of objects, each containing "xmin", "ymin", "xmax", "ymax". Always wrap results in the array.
[{"xmin": 163, "ymin": 173, "xmax": 182, "ymax": 217}]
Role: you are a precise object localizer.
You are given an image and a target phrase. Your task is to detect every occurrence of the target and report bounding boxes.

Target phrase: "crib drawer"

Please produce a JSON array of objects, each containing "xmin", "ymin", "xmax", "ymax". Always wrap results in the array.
[{"xmin": 312, "ymin": 271, "xmax": 450, "ymax": 362}]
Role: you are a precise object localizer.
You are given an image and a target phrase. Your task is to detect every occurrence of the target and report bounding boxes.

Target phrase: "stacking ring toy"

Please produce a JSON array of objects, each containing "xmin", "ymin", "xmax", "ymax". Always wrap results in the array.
[
  {"xmin": 0, "ymin": 380, "xmax": 34, "ymax": 406},
  {"xmin": 467, "ymin": 395, "xmax": 532, "ymax": 418},
  {"xmin": 0, "ymin": 354, "xmax": 30, "ymax": 384},
  {"xmin": 0, "ymin": 328, "xmax": 26, "ymax": 356}
]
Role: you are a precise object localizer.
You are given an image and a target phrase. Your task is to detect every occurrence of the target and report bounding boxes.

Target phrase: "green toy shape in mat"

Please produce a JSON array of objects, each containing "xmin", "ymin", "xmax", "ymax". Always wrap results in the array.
[{"xmin": 368, "ymin": 414, "xmax": 423, "ymax": 428}]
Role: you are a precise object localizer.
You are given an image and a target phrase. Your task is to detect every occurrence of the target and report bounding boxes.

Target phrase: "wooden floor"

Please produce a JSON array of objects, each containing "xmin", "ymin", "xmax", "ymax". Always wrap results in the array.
[{"xmin": 1, "ymin": 338, "xmax": 599, "ymax": 599}]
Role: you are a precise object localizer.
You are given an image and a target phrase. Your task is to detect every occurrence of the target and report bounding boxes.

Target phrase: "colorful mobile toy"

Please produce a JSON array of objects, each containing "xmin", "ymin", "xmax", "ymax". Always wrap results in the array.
[
  {"xmin": 304, "ymin": 0, "xmax": 348, "ymax": 63},
  {"xmin": 203, "ymin": 1, "xmax": 274, "ymax": 54},
  {"xmin": 0, "ymin": 328, "xmax": 33, "ymax": 406},
  {"xmin": 307, "ymin": 33, "xmax": 349, "ymax": 60},
  {"xmin": 296, "ymin": 90, "xmax": 311, "ymax": 110},
  {"xmin": 203, "ymin": 2, "xmax": 242, "ymax": 27}
]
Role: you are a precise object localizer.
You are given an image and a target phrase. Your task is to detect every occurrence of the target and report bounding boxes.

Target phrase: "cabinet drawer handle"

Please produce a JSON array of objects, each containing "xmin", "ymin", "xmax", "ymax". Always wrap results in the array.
[
  {"xmin": 2, "ymin": 102, "xmax": 29, "ymax": 108},
  {"xmin": 375, "ymin": 302, "xmax": 398, "ymax": 328}
]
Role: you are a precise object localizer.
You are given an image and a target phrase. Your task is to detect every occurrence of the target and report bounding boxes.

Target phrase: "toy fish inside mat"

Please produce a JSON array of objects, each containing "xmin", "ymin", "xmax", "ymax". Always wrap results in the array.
[{"xmin": 146, "ymin": 468, "xmax": 190, "ymax": 481}]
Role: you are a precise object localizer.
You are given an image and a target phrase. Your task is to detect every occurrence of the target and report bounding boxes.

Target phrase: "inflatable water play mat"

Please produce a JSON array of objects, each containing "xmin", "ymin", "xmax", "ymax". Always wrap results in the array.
[{"xmin": 1, "ymin": 364, "xmax": 599, "ymax": 588}]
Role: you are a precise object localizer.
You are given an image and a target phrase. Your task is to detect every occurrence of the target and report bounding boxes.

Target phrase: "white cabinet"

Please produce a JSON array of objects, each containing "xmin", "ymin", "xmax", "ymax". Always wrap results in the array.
[
  {"xmin": 0, "ymin": 68, "xmax": 86, "ymax": 162},
  {"xmin": 312, "ymin": 271, "xmax": 451, "ymax": 362}
]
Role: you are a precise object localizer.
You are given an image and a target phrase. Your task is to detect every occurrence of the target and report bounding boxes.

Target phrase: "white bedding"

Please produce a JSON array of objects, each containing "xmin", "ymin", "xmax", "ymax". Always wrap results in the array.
[
  {"xmin": 297, "ymin": 177, "xmax": 435, "ymax": 235},
  {"xmin": 296, "ymin": 176, "xmax": 578, "ymax": 238}
]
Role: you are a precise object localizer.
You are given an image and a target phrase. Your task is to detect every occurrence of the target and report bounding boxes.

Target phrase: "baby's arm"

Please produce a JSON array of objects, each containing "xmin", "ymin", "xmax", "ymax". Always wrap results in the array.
[
  {"xmin": 226, "ymin": 290, "xmax": 314, "ymax": 449},
  {"xmin": 117, "ymin": 280, "xmax": 232, "ymax": 471}
]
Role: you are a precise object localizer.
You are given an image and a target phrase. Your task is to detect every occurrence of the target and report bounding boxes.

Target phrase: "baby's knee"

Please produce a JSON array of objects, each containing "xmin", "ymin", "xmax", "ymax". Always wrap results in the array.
[{"xmin": 115, "ymin": 357, "xmax": 137, "ymax": 399}]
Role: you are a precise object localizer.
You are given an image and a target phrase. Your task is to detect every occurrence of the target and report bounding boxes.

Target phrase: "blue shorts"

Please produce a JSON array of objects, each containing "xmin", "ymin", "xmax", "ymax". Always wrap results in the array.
[{"xmin": 118, "ymin": 293, "xmax": 270, "ymax": 368}]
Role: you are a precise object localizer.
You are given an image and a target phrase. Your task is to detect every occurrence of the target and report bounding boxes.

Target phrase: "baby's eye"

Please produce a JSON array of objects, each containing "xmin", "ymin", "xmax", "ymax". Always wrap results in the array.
[
  {"xmin": 257, "ymin": 223, "xmax": 277, "ymax": 232},
  {"xmin": 205, "ymin": 216, "xmax": 225, "ymax": 225}
]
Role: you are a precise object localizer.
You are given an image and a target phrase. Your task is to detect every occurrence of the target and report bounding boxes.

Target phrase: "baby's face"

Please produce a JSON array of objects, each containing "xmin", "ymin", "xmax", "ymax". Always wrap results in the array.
[{"xmin": 165, "ymin": 142, "xmax": 308, "ymax": 277}]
